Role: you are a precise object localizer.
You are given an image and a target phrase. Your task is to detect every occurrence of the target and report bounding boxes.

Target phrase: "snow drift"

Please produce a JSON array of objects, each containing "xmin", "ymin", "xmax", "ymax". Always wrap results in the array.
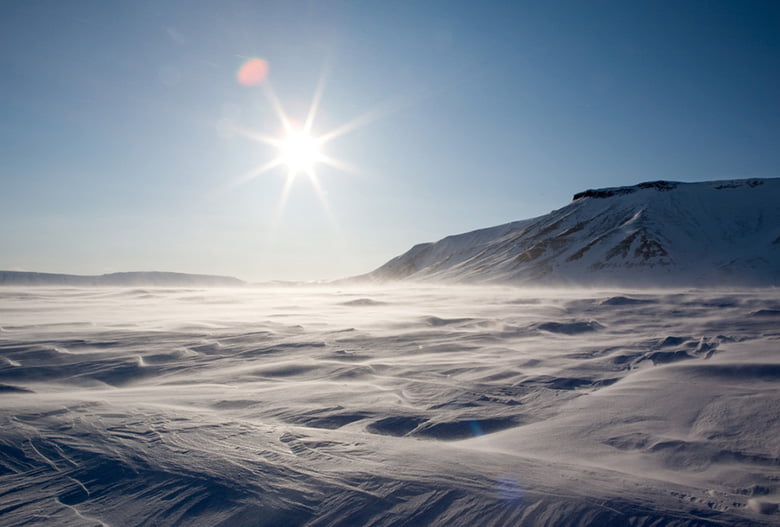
[
  {"xmin": 366, "ymin": 178, "xmax": 780, "ymax": 286},
  {"xmin": 1, "ymin": 285, "xmax": 779, "ymax": 526}
]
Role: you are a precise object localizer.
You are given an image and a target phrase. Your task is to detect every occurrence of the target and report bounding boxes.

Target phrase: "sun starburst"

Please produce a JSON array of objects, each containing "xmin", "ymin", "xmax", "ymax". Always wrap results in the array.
[
  {"xmin": 276, "ymin": 128, "xmax": 322, "ymax": 174},
  {"xmin": 227, "ymin": 59, "xmax": 407, "ymax": 229}
]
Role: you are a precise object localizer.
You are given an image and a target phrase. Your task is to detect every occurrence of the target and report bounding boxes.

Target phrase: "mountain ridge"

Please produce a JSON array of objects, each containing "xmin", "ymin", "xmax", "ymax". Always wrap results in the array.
[
  {"xmin": 364, "ymin": 177, "xmax": 780, "ymax": 287},
  {"xmin": 0, "ymin": 271, "xmax": 245, "ymax": 287}
]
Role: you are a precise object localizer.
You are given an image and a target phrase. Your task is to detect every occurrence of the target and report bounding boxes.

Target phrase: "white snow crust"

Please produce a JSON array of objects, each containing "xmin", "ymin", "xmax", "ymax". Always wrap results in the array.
[
  {"xmin": 367, "ymin": 178, "xmax": 780, "ymax": 286},
  {"xmin": 1, "ymin": 285, "xmax": 779, "ymax": 526}
]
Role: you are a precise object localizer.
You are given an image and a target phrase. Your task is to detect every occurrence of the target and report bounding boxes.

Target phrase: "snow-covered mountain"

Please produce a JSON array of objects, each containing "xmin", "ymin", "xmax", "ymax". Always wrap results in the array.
[
  {"xmin": 367, "ymin": 178, "xmax": 780, "ymax": 287},
  {"xmin": 0, "ymin": 271, "xmax": 245, "ymax": 287}
]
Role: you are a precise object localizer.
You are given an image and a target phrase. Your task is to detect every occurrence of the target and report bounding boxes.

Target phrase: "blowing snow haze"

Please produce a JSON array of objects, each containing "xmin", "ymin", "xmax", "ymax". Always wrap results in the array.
[{"xmin": 2, "ymin": 285, "xmax": 780, "ymax": 526}]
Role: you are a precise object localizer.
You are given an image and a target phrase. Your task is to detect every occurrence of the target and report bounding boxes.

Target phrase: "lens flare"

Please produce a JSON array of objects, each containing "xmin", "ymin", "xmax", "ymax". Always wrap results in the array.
[
  {"xmin": 469, "ymin": 420, "xmax": 484, "ymax": 437},
  {"xmin": 496, "ymin": 476, "xmax": 524, "ymax": 504},
  {"xmin": 237, "ymin": 58, "xmax": 269, "ymax": 86}
]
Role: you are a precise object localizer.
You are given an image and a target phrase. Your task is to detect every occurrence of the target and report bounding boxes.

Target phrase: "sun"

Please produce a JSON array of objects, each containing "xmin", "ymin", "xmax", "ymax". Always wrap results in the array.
[
  {"xmin": 229, "ymin": 63, "xmax": 390, "ymax": 224},
  {"xmin": 278, "ymin": 128, "xmax": 322, "ymax": 174}
]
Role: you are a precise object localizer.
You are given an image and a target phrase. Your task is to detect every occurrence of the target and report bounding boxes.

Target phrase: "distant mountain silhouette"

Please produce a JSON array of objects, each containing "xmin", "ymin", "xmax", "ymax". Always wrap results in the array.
[{"xmin": 0, "ymin": 271, "xmax": 245, "ymax": 287}]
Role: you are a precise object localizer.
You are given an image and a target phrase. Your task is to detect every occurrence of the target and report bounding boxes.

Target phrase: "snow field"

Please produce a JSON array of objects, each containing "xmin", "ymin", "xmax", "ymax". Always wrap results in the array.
[{"xmin": 1, "ymin": 285, "xmax": 779, "ymax": 526}]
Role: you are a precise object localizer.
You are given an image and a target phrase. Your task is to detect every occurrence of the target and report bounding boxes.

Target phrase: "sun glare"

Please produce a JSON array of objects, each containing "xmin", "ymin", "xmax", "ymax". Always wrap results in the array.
[
  {"xmin": 231, "ymin": 61, "xmax": 391, "ymax": 228},
  {"xmin": 279, "ymin": 129, "xmax": 322, "ymax": 174}
]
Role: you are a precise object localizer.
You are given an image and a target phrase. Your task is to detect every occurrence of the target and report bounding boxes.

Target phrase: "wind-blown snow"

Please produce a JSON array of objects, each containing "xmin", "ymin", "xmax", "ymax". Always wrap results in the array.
[
  {"xmin": 1, "ymin": 285, "xmax": 779, "ymax": 525},
  {"xmin": 366, "ymin": 178, "xmax": 780, "ymax": 286}
]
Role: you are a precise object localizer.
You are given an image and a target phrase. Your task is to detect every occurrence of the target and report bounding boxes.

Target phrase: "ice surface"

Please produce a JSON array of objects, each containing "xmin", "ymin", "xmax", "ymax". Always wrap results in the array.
[{"xmin": 1, "ymin": 285, "xmax": 779, "ymax": 526}]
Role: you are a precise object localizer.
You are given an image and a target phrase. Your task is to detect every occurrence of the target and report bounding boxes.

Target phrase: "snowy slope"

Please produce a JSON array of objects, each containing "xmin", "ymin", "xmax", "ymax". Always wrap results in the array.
[
  {"xmin": 0, "ymin": 271, "xmax": 245, "ymax": 287},
  {"xmin": 367, "ymin": 178, "xmax": 780, "ymax": 286}
]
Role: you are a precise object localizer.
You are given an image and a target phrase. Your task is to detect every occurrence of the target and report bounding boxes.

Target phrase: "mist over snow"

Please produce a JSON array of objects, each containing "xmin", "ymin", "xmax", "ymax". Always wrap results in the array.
[
  {"xmin": 1, "ymin": 285, "xmax": 780, "ymax": 526},
  {"xmin": 366, "ymin": 178, "xmax": 780, "ymax": 287}
]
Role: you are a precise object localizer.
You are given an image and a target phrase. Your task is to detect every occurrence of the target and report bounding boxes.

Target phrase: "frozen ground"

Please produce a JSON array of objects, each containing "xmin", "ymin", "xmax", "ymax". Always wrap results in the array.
[{"xmin": 1, "ymin": 285, "xmax": 779, "ymax": 526}]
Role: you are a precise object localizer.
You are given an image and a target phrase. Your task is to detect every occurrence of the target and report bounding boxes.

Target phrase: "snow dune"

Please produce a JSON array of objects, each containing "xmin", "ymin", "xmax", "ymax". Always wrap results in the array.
[{"xmin": 1, "ymin": 285, "xmax": 779, "ymax": 526}]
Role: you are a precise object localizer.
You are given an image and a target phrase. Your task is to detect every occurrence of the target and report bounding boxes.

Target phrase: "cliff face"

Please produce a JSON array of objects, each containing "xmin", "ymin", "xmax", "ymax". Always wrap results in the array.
[{"xmin": 368, "ymin": 178, "xmax": 780, "ymax": 287}]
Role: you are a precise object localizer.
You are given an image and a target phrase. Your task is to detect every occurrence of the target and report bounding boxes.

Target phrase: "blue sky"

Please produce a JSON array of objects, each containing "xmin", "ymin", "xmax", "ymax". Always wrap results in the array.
[{"xmin": 2, "ymin": 1, "xmax": 778, "ymax": 281}]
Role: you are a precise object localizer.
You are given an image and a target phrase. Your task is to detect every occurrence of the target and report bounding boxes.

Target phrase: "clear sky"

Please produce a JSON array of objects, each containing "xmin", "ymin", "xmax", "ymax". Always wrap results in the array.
[{"xmin": 2, "ymin": 1, "xmax": 778, "ymax": 282}]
